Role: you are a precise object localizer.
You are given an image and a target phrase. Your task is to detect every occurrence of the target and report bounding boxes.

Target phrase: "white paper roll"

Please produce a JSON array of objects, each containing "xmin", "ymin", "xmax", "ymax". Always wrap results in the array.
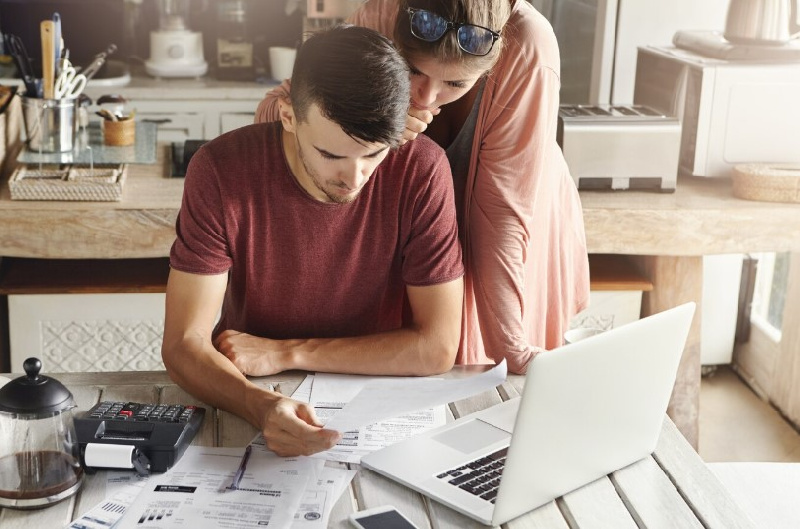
[{"xmin": 84, "ymin": 443, "xmax": 135, "ymax": 469}]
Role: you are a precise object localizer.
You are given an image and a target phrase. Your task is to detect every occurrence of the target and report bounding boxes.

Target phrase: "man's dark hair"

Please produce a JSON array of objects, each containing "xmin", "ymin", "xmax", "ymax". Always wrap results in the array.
[{"xmin": 290, "ymin": 25, "xmax": 410, "ymax": 148}]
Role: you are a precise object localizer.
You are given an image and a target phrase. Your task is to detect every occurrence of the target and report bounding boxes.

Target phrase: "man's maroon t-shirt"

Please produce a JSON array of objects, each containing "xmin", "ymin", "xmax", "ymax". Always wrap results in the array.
[{"xmin": 170, "ymin": 122, "xmax": 464, "ymax": 340}]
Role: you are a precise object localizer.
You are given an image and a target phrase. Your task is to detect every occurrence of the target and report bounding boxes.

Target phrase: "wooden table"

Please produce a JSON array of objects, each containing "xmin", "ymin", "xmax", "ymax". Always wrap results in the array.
[
  {"xmin": 3, "ymin": 150, "xmax": 800, "ymax": 447},
  {"xmin": 0, "ymin": 369, "xmax": 757, "ymax": 528}
]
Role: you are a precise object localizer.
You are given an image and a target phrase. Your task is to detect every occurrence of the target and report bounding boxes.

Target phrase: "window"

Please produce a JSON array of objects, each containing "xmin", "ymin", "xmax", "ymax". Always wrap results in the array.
[{"xmin": 750, "ymin": 252, "xmax": 789, "ymax": 340}]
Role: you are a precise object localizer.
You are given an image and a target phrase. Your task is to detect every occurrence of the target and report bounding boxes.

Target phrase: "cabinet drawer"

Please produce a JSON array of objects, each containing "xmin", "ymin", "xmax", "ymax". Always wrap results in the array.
[{"xmin": 139, "ymin": 113, "xmax": 205, "ymax": 142}]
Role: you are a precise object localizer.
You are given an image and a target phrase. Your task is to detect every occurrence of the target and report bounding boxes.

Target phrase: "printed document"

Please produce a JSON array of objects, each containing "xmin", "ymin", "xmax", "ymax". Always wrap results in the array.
[
  {"xmin": 291, "ymin": 465, "xmax": 356, "ymax": 528},
  {"xmin": 115, "ymin": 445, "xmax": 321, "ymax": 529},
  {"xmin": 323, "ymin": 359, "xmax": 506, "ymax": 432},
  {"xmin": 265, "ymin": 362, "xmax": 506, "ymax": 463}
]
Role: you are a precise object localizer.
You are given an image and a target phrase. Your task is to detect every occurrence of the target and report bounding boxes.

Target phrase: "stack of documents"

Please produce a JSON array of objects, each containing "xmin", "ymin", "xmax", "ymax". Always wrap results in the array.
[{"xmin": 65, "ymin": 361, "xmax": 506, "ymax": 529}]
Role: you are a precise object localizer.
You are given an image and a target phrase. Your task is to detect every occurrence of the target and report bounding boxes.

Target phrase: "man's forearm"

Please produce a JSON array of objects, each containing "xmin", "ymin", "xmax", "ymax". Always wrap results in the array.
[
  {"xmin": 216, "ymin": 279, "xmax": 464, "ymax": 378},
  {"xmin": 162, "ymin": 331, "xmax": 279, "ymax": 429},
  {"xmin": 282, "ymin": 326, "xmax": 456, "ymax": 376}
]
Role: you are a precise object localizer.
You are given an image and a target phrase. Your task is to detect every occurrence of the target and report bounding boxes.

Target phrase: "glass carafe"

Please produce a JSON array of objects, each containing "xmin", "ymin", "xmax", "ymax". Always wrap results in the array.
[{"xmin": 0, "ymin": 358, "xmax": 83, "ymax": 509}]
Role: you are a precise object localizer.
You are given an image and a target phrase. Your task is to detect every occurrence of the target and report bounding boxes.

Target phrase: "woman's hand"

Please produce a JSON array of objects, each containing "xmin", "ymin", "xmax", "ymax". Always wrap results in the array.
[
  {"xmin": 401, "ymin": 106, "xmax": 440, "ymax": 144},
  {"xmin": 214, "ymin": 330, "xmax": 287, "ymax": 376}
]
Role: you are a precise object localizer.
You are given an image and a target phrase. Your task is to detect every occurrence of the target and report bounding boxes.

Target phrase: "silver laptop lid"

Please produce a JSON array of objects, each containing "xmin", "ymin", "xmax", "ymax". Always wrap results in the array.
[{"xmin": 492, "ymin": 302, "xmax": 696, "ymax": 524}]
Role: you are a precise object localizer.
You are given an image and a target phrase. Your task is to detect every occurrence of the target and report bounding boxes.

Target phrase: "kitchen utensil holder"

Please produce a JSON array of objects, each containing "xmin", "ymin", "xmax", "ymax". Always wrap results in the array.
[{"xmin": 102, "ymin": 119, "xmax": 136, "ymax": 146}]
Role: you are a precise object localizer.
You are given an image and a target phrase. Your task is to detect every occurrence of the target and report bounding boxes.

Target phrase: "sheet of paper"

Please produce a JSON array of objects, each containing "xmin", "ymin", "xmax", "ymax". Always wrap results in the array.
[
  {"xmin": 64, "ymin": 477, "xmax": 148, "ymax": 529},
  {"xmin": 291, "ymin": 466, "xmax": 356, "ymax": 528},
  {"xmin": 282, "ymin": 374, "xmax": 448, "ymax": 463},
  {"xmin": 291, "ymin": 373, "xmax": 315, "ymax": 403},
  {"xmin": 323, "ymin": 359, "xmax": 507, "ymax": 433},
  {"xmin": 115, "ymin": 445, "xmax": 321, "ymax": 529}
]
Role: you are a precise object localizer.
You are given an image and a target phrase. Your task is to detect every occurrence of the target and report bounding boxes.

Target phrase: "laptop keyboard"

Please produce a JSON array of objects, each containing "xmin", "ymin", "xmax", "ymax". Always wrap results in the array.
[{"xmin": 435, "ymin": 447, "xmax": 508, "ymax": 503}]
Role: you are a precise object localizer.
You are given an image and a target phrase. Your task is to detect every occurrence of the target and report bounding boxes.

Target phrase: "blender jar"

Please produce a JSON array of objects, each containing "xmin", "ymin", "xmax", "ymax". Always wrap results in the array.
[{"xmin": 0, "ymin": 358, "xmax": 83, "ymax": 509}]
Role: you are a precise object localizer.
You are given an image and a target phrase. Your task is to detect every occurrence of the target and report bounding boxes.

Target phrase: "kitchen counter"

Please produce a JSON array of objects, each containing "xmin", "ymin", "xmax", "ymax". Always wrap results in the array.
[
  {"xmin": 83, "ymin": 74, "xmax": 276, "ymax": 102},
  {"xmin": 3, "ymin": 151, "xmax": 800, "ymax": 447},
  {"xmin": 580, "ymin": 177, "xmax": 800, "ymax": 255},
  {"xmin": 0, "ymin": 368, "xmax": 757, "ymax": 528},
  {"xmin": 4, "ymin": 151, "xmax": 798, "ymax": 259}
]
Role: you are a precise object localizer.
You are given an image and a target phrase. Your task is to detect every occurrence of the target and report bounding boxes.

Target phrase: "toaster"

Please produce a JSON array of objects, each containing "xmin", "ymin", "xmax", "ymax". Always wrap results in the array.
[{"xmin": 557, "ymin": 104, "xmax": 681, "ymax": 192}]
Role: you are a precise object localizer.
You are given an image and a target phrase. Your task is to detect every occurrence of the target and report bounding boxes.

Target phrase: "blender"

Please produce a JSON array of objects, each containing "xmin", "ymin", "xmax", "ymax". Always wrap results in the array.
[{"xmin": 145, "ymin": 0, "xmax": 208, "ymax": 78}]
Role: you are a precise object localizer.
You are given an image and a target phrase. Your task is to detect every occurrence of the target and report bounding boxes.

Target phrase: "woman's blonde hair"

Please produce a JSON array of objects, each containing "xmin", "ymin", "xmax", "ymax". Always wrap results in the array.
[{"xmin": 394, "ymin": 0, "xmax": 511, "ymax": 74}]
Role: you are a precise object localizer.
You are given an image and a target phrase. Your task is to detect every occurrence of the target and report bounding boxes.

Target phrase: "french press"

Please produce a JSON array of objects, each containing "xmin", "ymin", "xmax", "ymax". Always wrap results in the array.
[{"xmin": 0, "ymin": 357, "xmax": 83, "ymax": 509}]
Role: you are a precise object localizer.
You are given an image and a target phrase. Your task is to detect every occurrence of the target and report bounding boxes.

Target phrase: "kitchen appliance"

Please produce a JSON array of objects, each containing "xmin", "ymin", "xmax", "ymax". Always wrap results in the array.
[
  {"xmin": 544, "ymin": 0, "xmax": 729, "ymax": 104},
  {"xmin": 0, "ymin": 358, "xmax": 83, "ymax": 509},
  {"xmin": 305, "ymin": 0, "xmax": 355, "ymax": 19},
  {"xmin": 216, "ymin": 0, "xmax": 253, "ymax": 81},
  {"xmin": 724, "ymin": 0, "xmax": 800, "ymax": 45},
  {"xmin": 557, "ymin": 104, "xmax": 681, "ymax": 191},
  {"xmin": 634, "ymin": 45, "xmax": 800, "ymax": 178},
  {"xmin": 145, "ymin": 0, "xmax": 207, "ymax": 78},
  {"xmin": 303, "ymin": 0, "xmax": 360, "ymax": 36},
  {"xmin": 673, "ymin": 29, "xmax": 800, "ymax": 60}
]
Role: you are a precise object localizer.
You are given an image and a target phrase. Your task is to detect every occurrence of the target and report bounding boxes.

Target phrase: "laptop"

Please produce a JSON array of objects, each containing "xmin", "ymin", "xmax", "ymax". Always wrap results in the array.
[{"xmin": 360, "ymin": 302, "xmax": 696, "ymax": 526}]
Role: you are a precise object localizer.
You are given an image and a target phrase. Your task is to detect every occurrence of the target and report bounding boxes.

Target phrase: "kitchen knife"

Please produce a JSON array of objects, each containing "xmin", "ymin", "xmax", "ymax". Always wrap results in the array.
[
  {"xmin": 53, "ymin": 12, "xmax": 62, "ymax": 77},
  {"xmin": 40, "ymin": 19, "xmax": 56, "ymax": 99}
]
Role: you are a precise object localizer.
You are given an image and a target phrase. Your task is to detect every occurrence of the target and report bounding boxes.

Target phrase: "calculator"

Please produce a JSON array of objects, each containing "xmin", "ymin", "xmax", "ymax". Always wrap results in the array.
[{"xmin": 75, "ymin": 401, "xmax": 205, "ymax": 474}]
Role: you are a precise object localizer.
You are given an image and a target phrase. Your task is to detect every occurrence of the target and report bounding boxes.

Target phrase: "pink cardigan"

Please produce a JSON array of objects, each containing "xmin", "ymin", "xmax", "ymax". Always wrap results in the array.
[{"xmin": 255, "ymin": 0, "xmax": 590, "ymax": 373}]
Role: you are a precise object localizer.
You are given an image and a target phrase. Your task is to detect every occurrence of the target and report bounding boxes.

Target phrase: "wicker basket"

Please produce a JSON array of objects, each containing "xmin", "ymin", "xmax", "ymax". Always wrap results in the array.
[
  {"xmin": 732, "ymin": 164, "xmax": 800, "ymax": 204},
  {"xmin": 8, "ymin": 163, "xmax": 128, "ymax": 201}
]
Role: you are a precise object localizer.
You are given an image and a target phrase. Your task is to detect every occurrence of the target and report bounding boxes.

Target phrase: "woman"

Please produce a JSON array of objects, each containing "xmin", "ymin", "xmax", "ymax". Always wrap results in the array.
[{"xmin": 256, "ymin": 0, "xmax": 590, "ymax": 374}]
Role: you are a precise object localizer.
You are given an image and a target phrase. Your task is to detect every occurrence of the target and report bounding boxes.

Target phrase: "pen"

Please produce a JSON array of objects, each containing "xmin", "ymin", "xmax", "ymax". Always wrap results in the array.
[{"xmin": 228, "ymin": 444, "xmax": 252, "ymax": 491}]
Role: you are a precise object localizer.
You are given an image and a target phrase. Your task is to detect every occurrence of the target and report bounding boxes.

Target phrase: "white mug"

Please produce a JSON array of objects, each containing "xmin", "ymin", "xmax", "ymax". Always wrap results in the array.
[{"xmin": 269, "ymin": 47, "xmax": 297, "ymax": 81}]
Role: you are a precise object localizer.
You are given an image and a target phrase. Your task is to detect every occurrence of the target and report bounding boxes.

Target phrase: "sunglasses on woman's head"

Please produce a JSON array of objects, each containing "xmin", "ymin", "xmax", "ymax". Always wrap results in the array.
[{"xmin": 406, "ymin": 7, "xmax": 500, "ymax": 57}]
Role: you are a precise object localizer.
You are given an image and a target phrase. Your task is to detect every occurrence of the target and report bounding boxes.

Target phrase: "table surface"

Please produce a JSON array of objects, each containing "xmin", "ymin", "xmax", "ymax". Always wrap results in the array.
[
  {"xmin": 2, "ymin": 146, "xmax": 800, "ymax": 258},
  {"xmin": 0, "ymin": 369, "xmax": 757, "ymax": 529}
]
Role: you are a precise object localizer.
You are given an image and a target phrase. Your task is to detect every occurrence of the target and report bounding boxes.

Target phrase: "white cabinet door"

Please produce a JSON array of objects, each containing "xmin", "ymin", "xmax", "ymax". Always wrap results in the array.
[
  {"xmin": 9, "ymin": 293, "xmax": 166, "ymax": 372},
  {"xmin": 220, "ymin": 113, "xmax": 256, "ymax": 134},
  {"xmin": 139, "ymin": 113, "xmax": 205, "ymax": 143}
]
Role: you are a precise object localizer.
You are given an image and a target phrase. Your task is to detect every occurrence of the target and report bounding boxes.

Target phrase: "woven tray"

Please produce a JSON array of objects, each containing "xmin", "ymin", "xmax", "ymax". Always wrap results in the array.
[
  {"xmin": 732, "ymin": 164, "xmax": 800, "ymax": 204},
  {"xmin": 8, "ymin": 164, "xmax": 128, "ymax": 201}
]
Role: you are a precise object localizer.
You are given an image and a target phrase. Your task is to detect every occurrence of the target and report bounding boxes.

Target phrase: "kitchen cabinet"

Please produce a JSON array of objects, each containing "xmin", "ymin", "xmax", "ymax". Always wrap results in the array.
[
  {"xmin": 0, "ymin": 257, "xmax": 170, "ymax": 373},
  {"xmin": 133, "ymin": 100, "xmax": 263, "ymax": 142},
  {"xmin": 84, "ymin": 74, "xmax": 274, "ymax": 142}
]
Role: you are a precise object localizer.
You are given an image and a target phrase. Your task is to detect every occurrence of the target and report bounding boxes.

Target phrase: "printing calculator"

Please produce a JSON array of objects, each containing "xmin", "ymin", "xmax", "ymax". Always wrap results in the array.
[{"xmin": 75, "ymin": 401, "xmax": 205, "ymax": 474}]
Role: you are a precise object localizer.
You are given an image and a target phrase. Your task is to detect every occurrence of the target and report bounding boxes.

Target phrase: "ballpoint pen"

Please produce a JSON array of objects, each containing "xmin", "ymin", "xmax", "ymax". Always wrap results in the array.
[{"xmin": 228, "ymin": 444, "xmax": 252, "ymax": 491}]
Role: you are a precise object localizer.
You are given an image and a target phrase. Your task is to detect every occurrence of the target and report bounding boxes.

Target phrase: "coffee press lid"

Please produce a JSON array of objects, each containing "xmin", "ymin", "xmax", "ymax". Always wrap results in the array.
[{"xmin": 0, "ymin": 357, "xmax": 74, "ymax": 415}]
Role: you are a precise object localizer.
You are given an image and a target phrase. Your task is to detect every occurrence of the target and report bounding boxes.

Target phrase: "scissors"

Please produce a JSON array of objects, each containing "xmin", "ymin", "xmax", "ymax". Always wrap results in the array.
[
  {"xmin": 4, "ymin": 33, "xmax": 42, "ymax": 98},
  {"xmin": 54, "ymin": 59, "xmax": 87, "ymax": 99}
]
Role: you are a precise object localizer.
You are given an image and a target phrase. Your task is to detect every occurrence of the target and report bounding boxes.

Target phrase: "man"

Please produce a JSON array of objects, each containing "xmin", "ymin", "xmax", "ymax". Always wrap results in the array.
[{"xmin": 161, "ymin": 26, "xmax": 464, "ymax": 457}]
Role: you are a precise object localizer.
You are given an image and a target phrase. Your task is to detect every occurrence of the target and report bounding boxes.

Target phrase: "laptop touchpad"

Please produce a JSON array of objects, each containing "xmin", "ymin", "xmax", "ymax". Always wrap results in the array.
[{"xmin": 433, "ymin": 419, "xmax": 511, "ymax": 454}]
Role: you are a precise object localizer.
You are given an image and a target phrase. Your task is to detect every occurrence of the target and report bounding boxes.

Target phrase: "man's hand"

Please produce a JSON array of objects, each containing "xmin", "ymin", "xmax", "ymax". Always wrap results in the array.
[
  {"xmin": 215, "ymin": 330, "xmax": 286, "ymax": 376},
  {"xmin": 261, "ymin": 396, "xmax": 341, "ymax": 456},
  {"xmin": 401, "ymin": 106, "xmax": 440, "ymax": 145}
]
